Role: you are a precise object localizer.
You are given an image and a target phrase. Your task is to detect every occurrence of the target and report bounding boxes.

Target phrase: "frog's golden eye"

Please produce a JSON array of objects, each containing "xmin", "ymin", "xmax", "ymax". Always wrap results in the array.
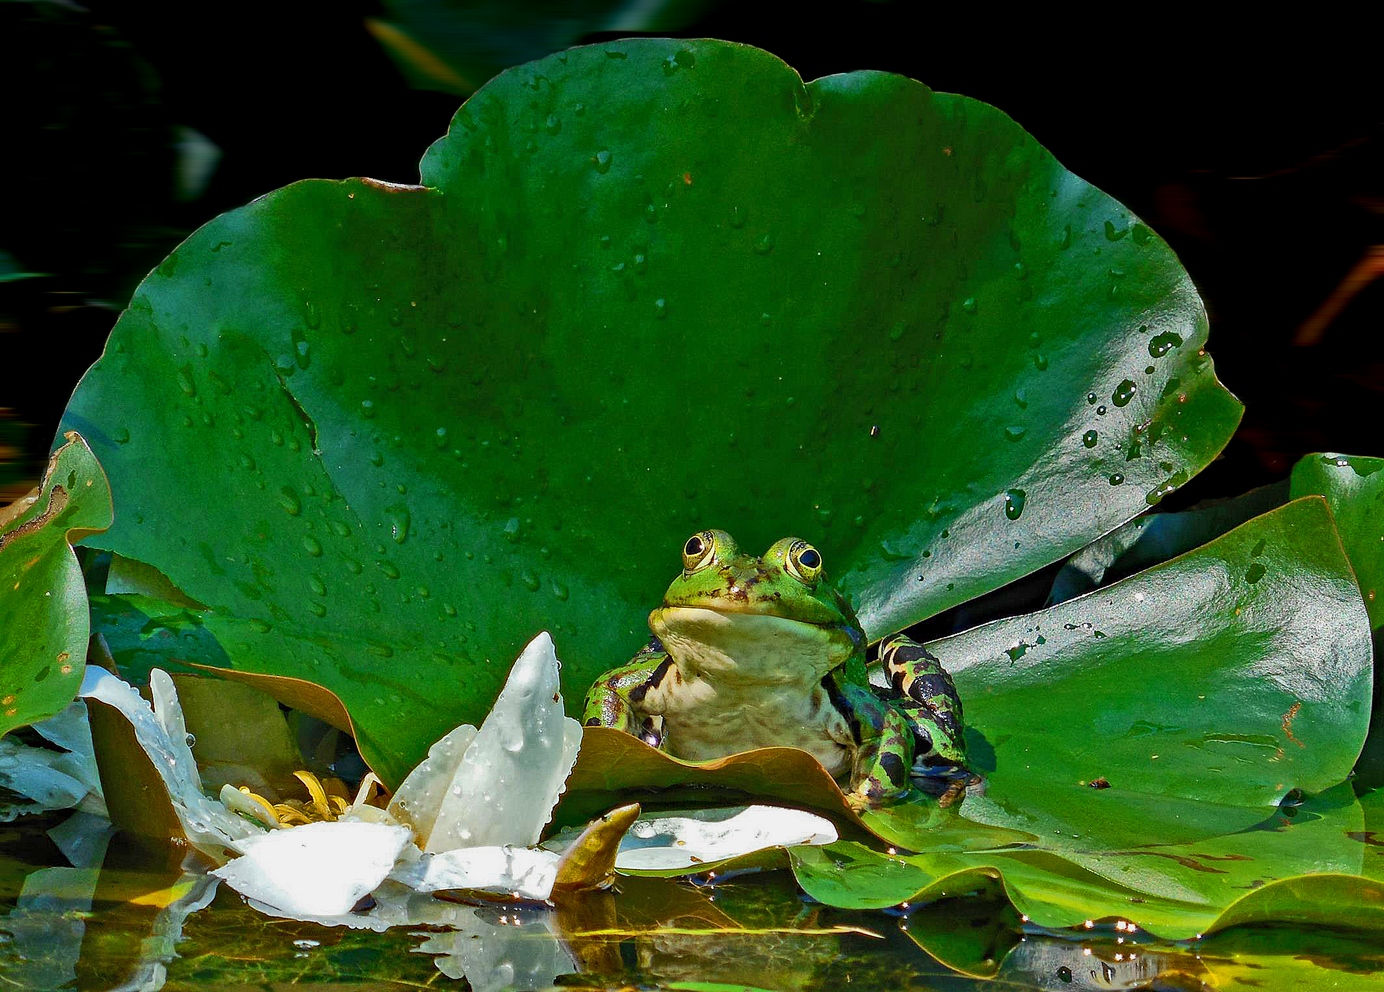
[
  {"xmin": 682, "ymin": 531, "xmax": 716, "ymax": 572},
  {"xmin": 785, "ymin": 541, "xmax": 823, "ymax": 584}
]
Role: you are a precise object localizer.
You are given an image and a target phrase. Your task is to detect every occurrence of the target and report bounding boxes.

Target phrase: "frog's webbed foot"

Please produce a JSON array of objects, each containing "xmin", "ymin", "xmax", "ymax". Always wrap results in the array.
[
  {"xmin": 582, "ymin": 640, "xmax": 671, "ymax": 749},
  {"xmin": 826, "ymin": 668, "xmax": 914, "ymax": 808},
  {"xmin": 879, "ymin": 634, "xmax": 967, "ymax": 773}
]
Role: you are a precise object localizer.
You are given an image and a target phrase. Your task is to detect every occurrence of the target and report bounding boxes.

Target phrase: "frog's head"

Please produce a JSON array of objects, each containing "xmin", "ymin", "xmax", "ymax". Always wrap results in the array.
[{"xmin": 649, "ymin": 529, "xmax": 865, "ymax": 684}]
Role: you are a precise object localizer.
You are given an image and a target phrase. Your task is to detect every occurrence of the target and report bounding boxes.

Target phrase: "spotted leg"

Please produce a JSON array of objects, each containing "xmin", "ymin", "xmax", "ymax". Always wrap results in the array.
[
  {"xmin": 879, "ymin": 634, "xmax": 967, "ymax": 772},
  {"xmin": 824, "ymin": 659, "xmax": 915, "ymax": 809},
  {"xmin": 581, "ymin": 638, "xmax": 669, "ymax": 748}
]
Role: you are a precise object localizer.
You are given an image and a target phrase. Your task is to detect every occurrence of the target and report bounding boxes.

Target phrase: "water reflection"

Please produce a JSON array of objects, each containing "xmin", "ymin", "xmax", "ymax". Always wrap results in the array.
[{"xmin": 3, "ymin": 819, "xmax": 1384, "ymax": 991}]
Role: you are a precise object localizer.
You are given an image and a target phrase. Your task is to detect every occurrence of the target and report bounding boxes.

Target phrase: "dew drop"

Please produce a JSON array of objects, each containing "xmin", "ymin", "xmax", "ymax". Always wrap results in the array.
[
  {"xmin": 521, "ymin": 571, "xmax": 541, "ymax": 592},
  {"xmin": 1004, "ymin": 425, "xmax": 1026, "ymax": 442},
  {"xmin": 1112, "ymin": 379, "xmax": 1137, "ymax": 407},
  {"xmin": 1108, "ymin": 473, "xmax": 1125, "ymax": 486},
  {"xmin": 112, "ymin": 427, "xmax": 131, "ymax": 445},
  {"xmin": 753, "ymin": 233, "xmax": 775, "ymax": 256},
  {"xmin": 1032, "ymin": 354, "xmax": 1048, "ymax": 371},
  {"xmin": 552, "ymin": 581, "xmax": 570, "ymax": 602},
  {"xmin": 277, "ymin": 486, "xmax": 302, "ymax": 516},
  {"xmin": 729, "ymin": 205, "xmax": 747, "ymax": 229},
  {"xmin": 654, "ymin": 298, "xmax": 668, "ymax": 319},
  {"xmin": 309, "ymin": 575, "xmax": 327, "ymax": 597},
  {"xmin": 593, "ymin": 149, "xmax": 613, "ymax": 174},
  {"xmin": 177, "ymin": 367, "xmax": 197, "ymax": 397},
  {"xmin": 1004, "ymin": 488, "xmax": 1027, "ymax": 520},
  {"xmin": 1245, "ymin": 562, "xmax": 1267, "ymax": 584},
  {"xmin": 302, "ymin": 535, "xmax": 323, "ymax": 556},
  {"xmin": 961, "ymin": 297, "xmax": 977, "ymax": 314},
  {"xmin": 544, "ymin": 114, "xmax": 561, "ymax": 135},
  {"xmin": 1086, "ymin": 392, "xmax": 1098, "ymax": 405},
  {"xmin": 1148, "ymin": 331, "xmax": 1184, "ymax": 358},
  {"xmin": 387, "ymin": 505, "xmax": 411, "ymax": 544},
  {"xmin": 309, "ymin": 602, "xmax": 327, "ymax": 617},
  {"xmin": 378, "ymin": 560, "xmax": 401, "ymax": 580},
  {"xmin": 361, "ymin": 399, "xmax": 376, "ymax": 419}
]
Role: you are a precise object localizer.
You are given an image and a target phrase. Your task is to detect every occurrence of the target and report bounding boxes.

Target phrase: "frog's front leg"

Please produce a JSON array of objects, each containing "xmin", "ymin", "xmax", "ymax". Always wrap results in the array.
[
  {"xmin": 824, "ymin": 662, "xmax": 914, "ymax": 809},
  {"xmin": 581, "ymin": 638, "xmax": 670, "ymax": 748},
  {"xmin": 879, "ymin": 634, "xmax": 967, "ymax": 771}
]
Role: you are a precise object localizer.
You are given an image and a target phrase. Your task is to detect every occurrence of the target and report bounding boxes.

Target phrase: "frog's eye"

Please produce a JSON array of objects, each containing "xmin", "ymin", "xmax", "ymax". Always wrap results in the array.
[
  {"xmin": 785, "ymin": 541, "xmax": 823, "ymax": 584},
  {"xmin": 682, "ymin": 531, "xmax": 716, "ymax": 572}
]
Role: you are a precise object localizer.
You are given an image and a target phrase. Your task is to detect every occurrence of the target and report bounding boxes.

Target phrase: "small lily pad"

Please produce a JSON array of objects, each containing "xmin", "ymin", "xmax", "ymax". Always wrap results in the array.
[{"xmin": 0, "ymin": 433, "xmax": 111, "ymax": 737}]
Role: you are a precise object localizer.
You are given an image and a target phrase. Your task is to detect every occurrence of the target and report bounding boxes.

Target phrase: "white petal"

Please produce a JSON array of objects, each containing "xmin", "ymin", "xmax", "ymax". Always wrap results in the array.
[
  {"xmin": 391, "ymin": 846, "xmax": 560, "ymax": 902},
  {"xmin": 386, "ymin": 724, "xmax": 477, "ymax": 842},
  {"xmin": 417, "ymin": 632, "xmax": 582, "ymax": 852},
  {"xmin": 212, "ymin": 821, "xmax": 413, "ymax": 917},
  {"xmin": 615, "ymin": 805, "xmax": 839, "ymax": 871},
  {"xmin": 78, "ymin": 667, "xmax": 261, "ymax": 857}
]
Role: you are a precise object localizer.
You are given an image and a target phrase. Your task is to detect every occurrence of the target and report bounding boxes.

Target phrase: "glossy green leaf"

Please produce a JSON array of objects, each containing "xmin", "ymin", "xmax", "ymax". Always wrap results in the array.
[
  {"xmin": 790, "ymin": 498, "xmax": 1376, "ymax": 936},
  {"xmin": 59, "ymin": 39, "xmax": 1239, "ymax": 784},
  {"xmin": 1046, "ymin": 480, "xmax": 1288, "ymax": 605},
  {"xmin": 0, "ymin": 433, "xmax": 112, "ymax": 736},
  {"xmin": 941, "ymin": 497, "xmax": 1370, "ymax": 816},
  {"xmin": 1290, "ymin": 453, "xmax": 1384, "ymax": 630},
  {"xmin": 794, "ymin": 785, "xmax": 1374, "ymax": 939}
]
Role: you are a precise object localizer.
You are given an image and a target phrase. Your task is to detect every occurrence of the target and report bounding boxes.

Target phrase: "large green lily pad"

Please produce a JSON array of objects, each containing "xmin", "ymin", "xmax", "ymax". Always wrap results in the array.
[
  {"xmin": 0, "ymin": 433, "xmax": 112, "ymax": 736},
  {"xmin": 786, "ymin": 497, "xmax": 1374, "ymax": 935},
  {"xmin": 59, "ymin": 39, "xmax": 1239, "ymax": 784}
]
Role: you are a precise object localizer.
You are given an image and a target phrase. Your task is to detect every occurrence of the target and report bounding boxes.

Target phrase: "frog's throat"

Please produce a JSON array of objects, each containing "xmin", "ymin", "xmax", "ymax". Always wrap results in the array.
[{"xmin": 649, "ymin": 606, "xmax": 859, "ymax": 686}]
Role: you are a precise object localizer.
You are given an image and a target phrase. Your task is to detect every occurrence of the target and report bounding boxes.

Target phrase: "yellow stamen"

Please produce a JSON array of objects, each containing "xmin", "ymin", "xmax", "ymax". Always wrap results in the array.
[
  {"xmin": 237, "ymin": 786, "xmax": 284, "ymax": 828},
  {"xmin": 293, "ymin": 770, "xmax": 333, "ymax": 819}
]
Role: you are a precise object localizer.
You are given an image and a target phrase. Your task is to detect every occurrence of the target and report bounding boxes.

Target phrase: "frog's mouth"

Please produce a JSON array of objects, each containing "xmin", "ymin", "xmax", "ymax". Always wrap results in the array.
[{"xmin": 650, "ymin": 606, "xmax": 858, "ymax": 685}]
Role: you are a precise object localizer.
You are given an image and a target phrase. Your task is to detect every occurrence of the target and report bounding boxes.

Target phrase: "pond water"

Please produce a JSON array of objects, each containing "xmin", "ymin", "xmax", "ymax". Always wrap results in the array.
[{"xmin": 4, "ymin": 812, "xmax": 1382, "ymax": 991}]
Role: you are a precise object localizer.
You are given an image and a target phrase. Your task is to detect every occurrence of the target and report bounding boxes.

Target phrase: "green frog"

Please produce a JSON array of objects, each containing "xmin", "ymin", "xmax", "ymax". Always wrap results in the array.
[{"xmin": 583, "ymin": 530, "xmax": 966, "ymax": 808}]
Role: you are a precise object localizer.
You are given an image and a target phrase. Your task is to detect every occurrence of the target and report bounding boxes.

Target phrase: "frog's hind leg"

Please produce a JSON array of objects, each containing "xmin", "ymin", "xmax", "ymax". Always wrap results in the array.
[
  {"xmin": 581, "ymin": 638, "xmax": 670, "ymax": 748},
  {"xmin": 879, "ymin": 634, "xmax": 967, "ymax": 771}
]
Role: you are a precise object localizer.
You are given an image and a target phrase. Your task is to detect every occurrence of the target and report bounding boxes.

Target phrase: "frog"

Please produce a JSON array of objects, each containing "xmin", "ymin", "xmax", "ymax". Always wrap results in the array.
[{"xmin": 582, "ymin": 529, "xmax": 967, "ymax": 808}]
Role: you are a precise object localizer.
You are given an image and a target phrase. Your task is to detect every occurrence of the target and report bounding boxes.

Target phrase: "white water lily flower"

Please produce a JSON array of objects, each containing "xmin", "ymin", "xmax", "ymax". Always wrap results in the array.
[{"xmin": 212, "ymin": 630, "xmax": 584, "ymax": 913}]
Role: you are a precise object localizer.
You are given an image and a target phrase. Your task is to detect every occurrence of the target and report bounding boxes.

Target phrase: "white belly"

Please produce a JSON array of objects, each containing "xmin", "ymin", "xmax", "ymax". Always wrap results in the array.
[{"xmin": 657, "ymin": 681, "xmax": 854, "ymax": 778}]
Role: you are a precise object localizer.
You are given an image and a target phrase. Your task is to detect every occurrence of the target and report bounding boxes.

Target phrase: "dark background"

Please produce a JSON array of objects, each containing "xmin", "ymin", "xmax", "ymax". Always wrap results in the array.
[{"xmin": 3, "ymin": 1, "xmax": 1381, "ymax": 505}]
